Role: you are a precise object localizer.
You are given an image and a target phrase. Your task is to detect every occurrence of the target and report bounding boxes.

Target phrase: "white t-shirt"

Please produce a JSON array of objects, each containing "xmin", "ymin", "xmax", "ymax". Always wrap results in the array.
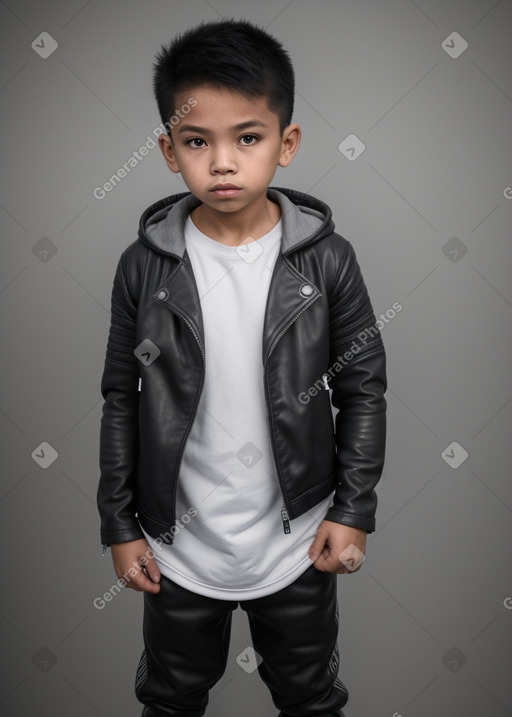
[{"xmin": 142, "ymin": 213, "xmax": 332, "ymax": 600}]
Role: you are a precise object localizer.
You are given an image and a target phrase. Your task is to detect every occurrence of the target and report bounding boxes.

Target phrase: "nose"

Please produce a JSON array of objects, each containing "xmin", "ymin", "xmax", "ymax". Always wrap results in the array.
[{"xmin": 210, "ymin": 144, "xmax": 237, "ymax": 174}]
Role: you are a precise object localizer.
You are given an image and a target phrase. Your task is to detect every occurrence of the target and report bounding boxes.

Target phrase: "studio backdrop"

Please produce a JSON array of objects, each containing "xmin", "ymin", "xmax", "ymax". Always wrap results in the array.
[{"xmin": 1, "ymin": 1, "xmax": 511, "ymax": 715}]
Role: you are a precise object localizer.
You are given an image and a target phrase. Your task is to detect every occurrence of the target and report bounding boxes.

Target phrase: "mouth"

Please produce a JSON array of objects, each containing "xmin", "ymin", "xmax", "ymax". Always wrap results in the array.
[{"xmin": 210, "ymin": 184, "xmax": 242, "ymax": 198}]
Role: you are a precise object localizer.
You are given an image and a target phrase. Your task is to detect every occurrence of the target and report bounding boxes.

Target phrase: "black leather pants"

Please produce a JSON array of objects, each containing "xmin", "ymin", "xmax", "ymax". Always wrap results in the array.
[{"xmin": 135, "ymin": 564, "xmax": 348, "ymax": 716}]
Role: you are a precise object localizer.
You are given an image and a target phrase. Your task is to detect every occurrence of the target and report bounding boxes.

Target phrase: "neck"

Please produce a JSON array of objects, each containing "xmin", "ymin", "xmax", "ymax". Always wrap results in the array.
[{"xmin": 191, "ymin": 194, "xmax": 281, "ymax": 246}]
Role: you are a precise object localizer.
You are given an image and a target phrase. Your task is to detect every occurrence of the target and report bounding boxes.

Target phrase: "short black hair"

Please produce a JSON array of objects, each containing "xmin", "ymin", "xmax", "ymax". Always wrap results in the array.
[{"xmin": 153, "ymin": 19, "xmax": 295, "ymax": 134}]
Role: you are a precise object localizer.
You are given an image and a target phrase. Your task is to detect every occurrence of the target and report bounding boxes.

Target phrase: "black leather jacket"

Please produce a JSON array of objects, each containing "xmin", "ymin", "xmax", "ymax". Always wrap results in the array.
[{"xmin": 97, "ymin": 187, "xmax": 387, "ymax": 546}]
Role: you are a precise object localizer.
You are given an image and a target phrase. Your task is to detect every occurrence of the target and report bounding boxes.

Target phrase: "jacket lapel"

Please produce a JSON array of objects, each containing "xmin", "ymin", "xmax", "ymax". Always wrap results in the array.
[
  {"xmin": 262, "ymin": 254, "xmax": 320, "ymax": 363},
  {"xmin": 153, "ymin": 255, "xmax": 205, "ymax": 353}
]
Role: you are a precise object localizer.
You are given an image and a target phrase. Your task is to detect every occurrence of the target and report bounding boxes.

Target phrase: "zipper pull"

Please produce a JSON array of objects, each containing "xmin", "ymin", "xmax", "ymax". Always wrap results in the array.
[
  {"xmin": 281, "ymin": 504, "xmax": 291, "ymax": 534},
  {"xmin": 102, "ymin": 544, "xmax": 109, "ymax": 557},
  {"xmin": 322, "ymin": 373, "xmax": 330, "ymax": 390}
]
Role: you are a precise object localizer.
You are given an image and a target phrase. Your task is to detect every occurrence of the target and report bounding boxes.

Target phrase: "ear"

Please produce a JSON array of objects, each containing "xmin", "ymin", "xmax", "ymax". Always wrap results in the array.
[
  {"xmin": 278, "ymin": 123, "xmax": 301, "ymax": 167},
  {"xmin": 158, "ymin": 132, "xmax": 181, "ymax": 173}
]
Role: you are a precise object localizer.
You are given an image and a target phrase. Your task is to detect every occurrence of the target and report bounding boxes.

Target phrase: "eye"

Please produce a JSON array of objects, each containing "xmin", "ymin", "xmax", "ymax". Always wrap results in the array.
[
  {"xmin": 186, "ymin": 138, "xmax": 206, "ymax": 148},
  {"xmin": 239, "ymin": 134, "xmax": 258, "ymax": 146}
]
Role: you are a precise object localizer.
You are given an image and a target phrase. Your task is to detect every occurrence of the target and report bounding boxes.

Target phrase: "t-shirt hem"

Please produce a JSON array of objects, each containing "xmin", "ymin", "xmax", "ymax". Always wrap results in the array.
[{"xmin": 155, "ymin": 554, "xmax": 314, "ymax": 601}]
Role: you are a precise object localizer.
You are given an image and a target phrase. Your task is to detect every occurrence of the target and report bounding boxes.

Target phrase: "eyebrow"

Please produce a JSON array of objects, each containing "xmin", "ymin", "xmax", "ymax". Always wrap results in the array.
[{"xmin": 177, "ymin": 120, "xmax": 268, "ymax": 134}]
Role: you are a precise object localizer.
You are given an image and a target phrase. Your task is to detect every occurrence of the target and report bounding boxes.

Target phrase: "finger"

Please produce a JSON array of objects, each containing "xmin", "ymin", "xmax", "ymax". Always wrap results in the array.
[
  {"xmin": 114, "ymin": 567, "xmax": 143, "ymax": 591},
  {"xmin": 318, "ymin": 559, "xmax": 355, "ymax": 574},
  {"xmin": 308, "ymin": 529, "xmax": 329, "ymax": 562},
  {"xmin": 117, "ymin": 560, "xmax": 161, "ymax": 594},
  {"xmin": 312, "ymin": 550, "xmax": 340, "ymax": 573},
  {"xmin": 143, "ymin": 556, "xmax": 161, "ymax": 584},
  {"xmin": 127, "ymin": 569, "xmax": 161, "ymax": 594},
  {"xmin": 137, "ymin": 549, "xmax": 161, "ymax": 584}
]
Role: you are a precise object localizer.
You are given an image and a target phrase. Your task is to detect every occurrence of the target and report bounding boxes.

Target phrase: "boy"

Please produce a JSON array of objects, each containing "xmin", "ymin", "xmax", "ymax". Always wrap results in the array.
[{"xmin": 97, "ymin": 19, "xmax": 386, "ymax": 717}]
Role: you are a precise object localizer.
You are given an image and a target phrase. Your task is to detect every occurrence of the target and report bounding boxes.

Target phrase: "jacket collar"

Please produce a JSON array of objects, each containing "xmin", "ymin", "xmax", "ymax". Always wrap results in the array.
[{"xmin": 139, "ymin": 187, "xmax": 333, "ymax": 259}]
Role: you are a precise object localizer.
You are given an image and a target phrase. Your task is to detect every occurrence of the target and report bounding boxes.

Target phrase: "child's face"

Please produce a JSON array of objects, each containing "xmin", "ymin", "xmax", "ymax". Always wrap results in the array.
[{"xmin": 158, "ymin": 86, "xmax": 300, "ymax": 216}]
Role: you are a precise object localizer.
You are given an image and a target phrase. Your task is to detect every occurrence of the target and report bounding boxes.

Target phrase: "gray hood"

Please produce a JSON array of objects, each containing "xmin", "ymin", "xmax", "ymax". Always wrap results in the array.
[{"xmin": 138, "ymin": 186, "xmax": 335, "ymax": 258}]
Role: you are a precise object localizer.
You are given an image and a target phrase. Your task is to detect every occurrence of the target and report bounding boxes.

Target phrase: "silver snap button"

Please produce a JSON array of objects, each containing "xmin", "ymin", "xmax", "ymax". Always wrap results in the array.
[
  {"xmin": 300, "ymin": 283, "xmax": 314, "ymax": 297},
  {"xmin": 157, "ymin": 290, "xmax": 167, "ymax": 300}
]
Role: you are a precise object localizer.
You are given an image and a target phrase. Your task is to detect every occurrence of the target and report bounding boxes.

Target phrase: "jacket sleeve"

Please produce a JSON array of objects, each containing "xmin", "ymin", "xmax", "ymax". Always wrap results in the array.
[
  {"xmin": 324, "ymin": 240, "xmax": 387, "ymax": 533},
  {"xmin": 97, "ymin": 249, "xmax": 144, "ymax": 545}
]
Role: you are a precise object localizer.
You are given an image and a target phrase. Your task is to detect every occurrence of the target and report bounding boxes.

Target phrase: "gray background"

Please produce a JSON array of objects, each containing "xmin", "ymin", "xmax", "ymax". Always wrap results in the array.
[{"xmin": 1, "ymin": 0, "xmax": 511, "ymax": 715}]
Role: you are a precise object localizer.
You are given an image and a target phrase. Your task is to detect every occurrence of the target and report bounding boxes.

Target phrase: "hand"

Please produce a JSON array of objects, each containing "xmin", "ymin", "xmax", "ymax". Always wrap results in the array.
[
  {"xmin": 308, "ymin": 520, "xmax": 367, "ymax": 574},
  {"xmin": 110, "ymin": 538, "xmax": 161, "ymax": 594}
]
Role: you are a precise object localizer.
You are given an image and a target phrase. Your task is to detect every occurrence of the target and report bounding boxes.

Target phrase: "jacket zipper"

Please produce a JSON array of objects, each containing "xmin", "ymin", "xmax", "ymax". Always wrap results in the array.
[
  {"xmin": 161, "ymin": 304, "xmax": 206, "ymax": 539},
  {"xmin": 264, "ymin": 397, "xmax": 290, "ymax": 534},
  {"xmin": 265, "ymin": 294, "xmax": 320, "ymax": 534}
]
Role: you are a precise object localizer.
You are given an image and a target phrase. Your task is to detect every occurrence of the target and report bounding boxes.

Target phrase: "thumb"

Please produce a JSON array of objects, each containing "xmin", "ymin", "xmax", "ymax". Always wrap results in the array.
[
  {"xmin": 308, "ymin": 527, "xmax": 329, "ymax": 562},
  {"xmin": 145, "ymin": 555, "xmax": 161, "ymax": 583},
  {"xmin": 140, "ymin": 550, "xmax": 161, "ymax": 583}
]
